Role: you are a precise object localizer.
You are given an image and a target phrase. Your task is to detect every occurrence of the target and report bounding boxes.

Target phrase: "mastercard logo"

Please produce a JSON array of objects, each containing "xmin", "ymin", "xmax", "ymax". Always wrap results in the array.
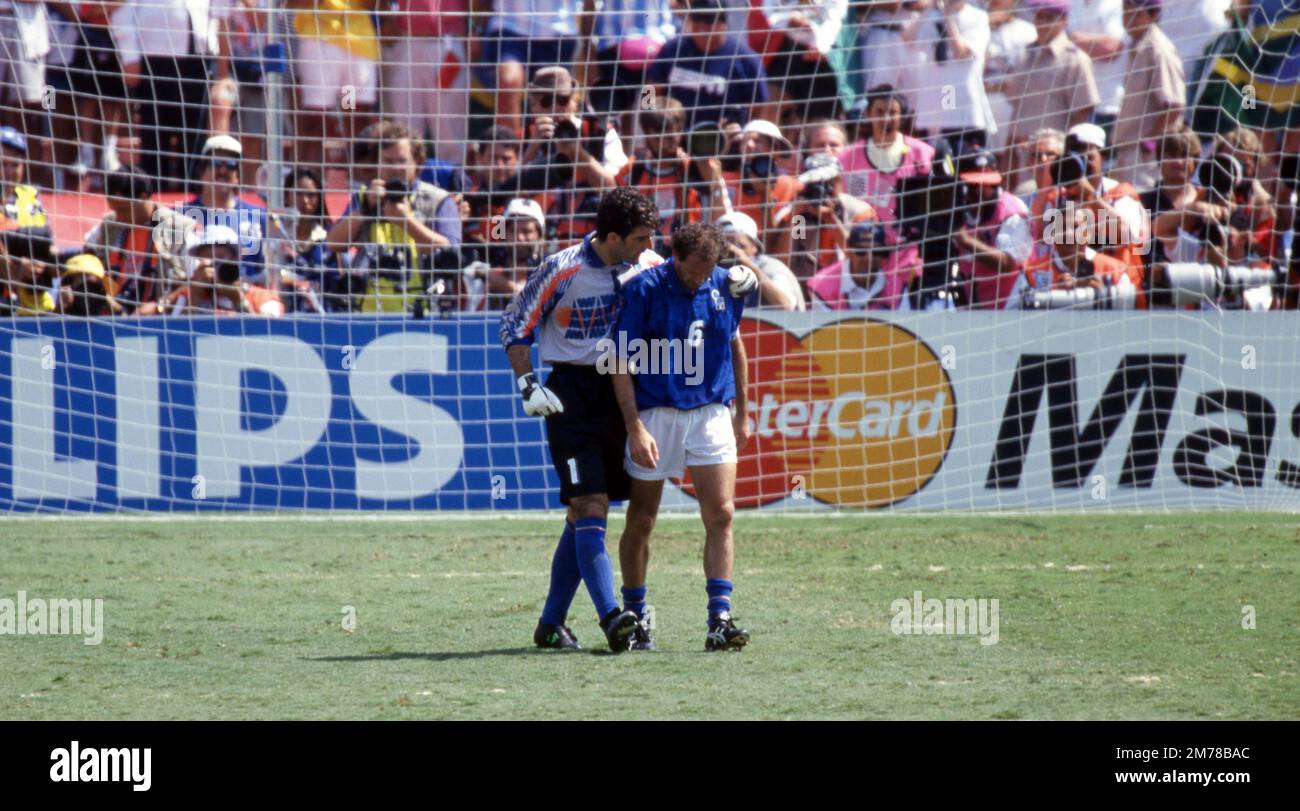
[{"xmin": 680, "ymin": 318, "xmax": 956, "ymax": 508}]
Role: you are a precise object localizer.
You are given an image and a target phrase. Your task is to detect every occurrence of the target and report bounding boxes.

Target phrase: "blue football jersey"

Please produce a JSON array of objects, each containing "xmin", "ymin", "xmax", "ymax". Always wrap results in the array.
[{"xmin": 614, "ymin": 259, "xmax": 744, "ymax": 411}]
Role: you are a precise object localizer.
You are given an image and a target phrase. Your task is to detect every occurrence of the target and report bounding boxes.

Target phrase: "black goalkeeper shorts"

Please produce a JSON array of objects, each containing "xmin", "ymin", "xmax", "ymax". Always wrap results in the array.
[{"xmin": 542, "ymin": 363, "xmax": 630, "ymax": 505}]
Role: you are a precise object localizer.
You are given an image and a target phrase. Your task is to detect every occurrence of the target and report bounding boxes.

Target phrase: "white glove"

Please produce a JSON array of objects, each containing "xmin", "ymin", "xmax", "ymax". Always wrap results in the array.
[
  {"xmin": 518, "ymin": 372, "xmax": 564, "ymax": 416},
  {"xmin": 727, "ymin": 265, "xmax": 758, "ymax": 298}
]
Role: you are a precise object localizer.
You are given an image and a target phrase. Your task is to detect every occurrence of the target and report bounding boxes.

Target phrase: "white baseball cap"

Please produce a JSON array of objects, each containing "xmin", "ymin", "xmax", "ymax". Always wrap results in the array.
[
  {"xmin": 1067, "ymin": 123, "xmax": 1106, "ymax": 150},
  {"xmin": 742, "ymin": 119, "xmax": 792, "ymax": 149},
  {"xmin": 717, "ymin": 211, "xmax": 759, "ymax": 243},
  {"xmin": 504, "ymin": 198, "xmax": 546, "ymax": 230},
  {"xmin": 193, "ymin": 224, "xmax": 242, "ymax": 249},
  {"xmin": 201, "ymin": 134, "xmax": 243, "ymax": 157}
]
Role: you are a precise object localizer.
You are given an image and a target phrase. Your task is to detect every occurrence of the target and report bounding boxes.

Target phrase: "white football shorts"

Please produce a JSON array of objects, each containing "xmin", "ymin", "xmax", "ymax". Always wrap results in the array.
[{"xmin": 625, "ymin": 403, "xmax": 737, "ymax": 481}]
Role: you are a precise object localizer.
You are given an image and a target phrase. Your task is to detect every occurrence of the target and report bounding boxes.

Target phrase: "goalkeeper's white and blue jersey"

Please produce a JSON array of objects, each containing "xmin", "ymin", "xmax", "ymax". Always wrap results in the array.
[
  {"xmin": 498, "ymin": 234, "xmax": 662, "ymax": 365},
  {"xmin": 615, "ymin": 259, "xmax": 744, "ymax": 412}
]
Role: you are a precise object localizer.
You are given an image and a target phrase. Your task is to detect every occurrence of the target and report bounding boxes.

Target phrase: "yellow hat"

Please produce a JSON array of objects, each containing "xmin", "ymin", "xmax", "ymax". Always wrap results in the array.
[{"xmin": 62, "ymin": 253, "xmax": 115, "ymax": 296}]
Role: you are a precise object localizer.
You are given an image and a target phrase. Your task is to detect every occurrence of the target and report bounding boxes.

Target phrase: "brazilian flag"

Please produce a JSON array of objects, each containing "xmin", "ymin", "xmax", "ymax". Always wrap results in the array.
[{"xmin": 1191, "ymin": 0, "xmax": 1300, "ymax": 136}]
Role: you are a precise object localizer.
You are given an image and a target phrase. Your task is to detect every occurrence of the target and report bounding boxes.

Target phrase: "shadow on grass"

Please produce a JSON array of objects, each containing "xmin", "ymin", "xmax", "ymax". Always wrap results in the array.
[{"xmin": 304, "ymin": 647, "xmax": 642, "ymax": 662}]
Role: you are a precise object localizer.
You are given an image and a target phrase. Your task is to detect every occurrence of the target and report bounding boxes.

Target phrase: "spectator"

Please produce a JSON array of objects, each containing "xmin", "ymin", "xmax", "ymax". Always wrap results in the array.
[
  {"xmin": 1213, "ymin": 126, "xmax": 1277, "ymax": 263},
  {"xmin": 856, "ymin": 1, "xmax": 926, "ymax": 119},
  {"xmin": 762, "ymin": 0, "xmax": 848, "ymax": 124},
  {"xmin": 587, "ymin": 0, "xmax": 677, "ymax": 118},
  {"xmin": 290, "ymin": 0, "xmax": 380, "ymax": 170},
  {"xmin": 718, "ymin": 209, "xmax": 806, "ymax": 310},
  {"xmin": 1066, "ymin": 0, "xmax": 1126, "ymax": 137},
  {"xmin": 66, "ymin": 1, "xmax": 128, "ymax": 174},
  {"xmin": 1137, "ymin": 129, "xmax": 1199, "ymax": 287},
  {"xmin": 504, "ymin": 66, "xmax": 620, "ymax": 244},
  {"xmin": 57, "ymin": 253, "xmax": 121, "ymax": 316},
  {"xmin": 1157, "ymin": 0, "xmax": 1230, "ymax": 70},
  {"xmin": 274, "ymin": 167, "xmax": 343, "ymax": 312},
  {"xmin": 215, "ymin": 0, "xmax": 270, "ymax": 180},
  {"xmin": 803, "ymin": 119, "xmax": 848, "ymax": 160},
  {"xmin": 911, "ymin": 0, "xmax": 996, "ymax": 154},
  {"xmin": 475, "ymin": 0, "xmax": 582, "ymax": 137},
  {"xmin": 1050, "ymin": 124, "xmax": 1147, "ymax": 262},
  {"xmin": 1019, "ymin": 126, "xmax": 1066, "ymax": 202},
  {"xmin": 998, "ymin": 0, "xmax": 1099, "ymax": 188},
  {"xmin": 181, "ymin": 135, "xmax": 269, "ymax": 282},
  {"xmin": 622, "ymin": 96, "xmax": 709, "ymax": 253},
  {"xmin": 1111, "ymin": 0, "xmax": 1186, "ymax": 189},
  {"xmin": 0, "ymin": 229, "xmax": 54, "ymax": 314},
  {"xmin": 325, "ymin": 119, "xmax": 461, "ymax": 313},
  {"xmin": 144, "ymin": 224, "xmax": 283, "ymax": 315},
  {"xmin": 984, "ymin": 0, "xmax": 1037, "ymax": 153},
  {"xmin": 462, "ymin": 125, "xmax": 520, "ymax": 242},
  {"xmin": 729, "ymin": 119, "xmax": 801, "ymax": 248},
  {"xmin": 771, "ymin": 151, "xmax": 876, "ymax": 281},
  {"xmin": 645, "ymin": 0, "xmax": 772, "ymax": 128},
  {"xmin": 0, "ymin": 0, "xmax": 50, "ymax": 178},
  {"xmin": 83, "ymin": 168, "xmax": 197, "ymax": 312},
  {"xmin": 484, "ymin": 197, "xmax": 545, "ymax": 311},
  {"xmin": 953, "ymin": 149, "xmax": 1033, "ymax": 309},
  {"xmin": 111, "ymin": 0, "xmax": 219, "ymax": 189},
  {"xmin": 0, "ymin": 126, "xmax": 48, "ymax": 234},
  {"xmin": 807, "ymin": 220, "xmax": 913, "ymax": 310},
  {"xmin": 1021, "ymin": 202, "xmax": 1141, "ymax": 305},
  {"xmin": 381, "ymin": 0, "xmax": 470, "ymax": 164}
]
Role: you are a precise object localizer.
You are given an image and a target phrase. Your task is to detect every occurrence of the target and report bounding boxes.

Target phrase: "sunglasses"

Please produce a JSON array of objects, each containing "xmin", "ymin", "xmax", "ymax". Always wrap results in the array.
[
  {"xmin": 210, "ymin": 158, "xmax": 239, "ymax": 172},
  {"xmin": 531, "ymin": 93, "xmax": 572, "ymax": 108}
]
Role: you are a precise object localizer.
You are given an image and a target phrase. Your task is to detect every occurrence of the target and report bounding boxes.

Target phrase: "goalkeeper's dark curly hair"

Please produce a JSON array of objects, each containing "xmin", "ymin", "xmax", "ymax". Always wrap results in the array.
[
  {"xmin": 670, "ymin": 222, "xmax": 725, "ymax": 266},
  {"xmin": 595, "ymin": 187, "xmax": 659, "ymax": 240}
]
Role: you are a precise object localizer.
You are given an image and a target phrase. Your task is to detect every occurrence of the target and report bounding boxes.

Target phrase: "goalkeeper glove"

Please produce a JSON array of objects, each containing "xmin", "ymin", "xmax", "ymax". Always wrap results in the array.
[
  {"xmin": 518, "ymin": 372, "xmax": 564, "ymax": 416},
  {"xmin": 727, "ymin": 265, "xmax": 758, "ymax": 298}
]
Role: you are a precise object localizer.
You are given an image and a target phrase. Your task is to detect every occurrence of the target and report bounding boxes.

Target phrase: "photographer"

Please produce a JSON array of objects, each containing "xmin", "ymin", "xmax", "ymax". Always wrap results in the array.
[
  {"xmin": 57, "ymin": 254, "xmax": 121, "ymax": 317},
  {"xmin": 484, "ymin": 198, "xmax": 547, "ymax": 312},
  {"xmin": 1019, "ymin": 203, "xmax": 1141, "ymax": 309},
  {"xmin": 718, "ymin": 211, "xmax": 805, "ymax": 310},
  {"xmin": 622, "ymin": 98, "xmax": 707, "ymax": 253},
  {"xmin": 771, "ymin": 153, "xmax": 876, "ymax": 282},
  {"xmin": 952, "ymin": 150, "xmax": 1032, "ymax": 309},
  {"xmin": 502, "ymin": 66, "xmax": 619, "ymax": 244},
  {"xmin": 0, "ymin": 230, "xmax": 56, "ymax": 316},
  {"xmin": 325, "ymin": 120, "xmax": 461, "ymax": 313},
  {"xmin": 145, "ymin": 225, "xmax": 282, "ymax": 316},
  {"xmin": 807, "ymin": 221, "xmax": 914, "ymax": 311}
]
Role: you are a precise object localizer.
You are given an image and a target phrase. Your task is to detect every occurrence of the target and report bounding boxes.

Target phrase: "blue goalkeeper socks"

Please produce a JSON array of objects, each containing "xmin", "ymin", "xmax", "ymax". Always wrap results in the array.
[
  {"xmin": 621, "ymin": 585, "xmax": 648, "ymax": 620},
  {"xmin": 574, "ymin": 516, "xmax": 619, "ymax": 619},
  {"xmin": 706, "ymin": 578, "xmax": 733, "ymax": 620},
  {"xmin": 539, "ymin": 520, "xmax": 580, "ymax": 626}
]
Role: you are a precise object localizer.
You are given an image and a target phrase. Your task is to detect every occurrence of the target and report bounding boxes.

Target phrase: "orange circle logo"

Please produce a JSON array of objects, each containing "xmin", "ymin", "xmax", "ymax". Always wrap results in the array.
[{"xmin": 683, "ymin": 318, "xmax": 957, "ymax": 508}]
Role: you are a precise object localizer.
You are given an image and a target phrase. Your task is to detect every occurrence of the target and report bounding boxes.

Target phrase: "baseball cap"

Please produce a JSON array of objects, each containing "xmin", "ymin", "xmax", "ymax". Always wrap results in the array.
[
  {"xmin": 742, "ymin": 119, "xmax": 792, "ymax": 149},
  {"xmin": 959, "ymin": 150, "xmax": 1003, "ymax": 186},
  {"xmin": 0, "ymin": 126, "xmax": 27, "ymax": 155},
  {"xmin": 848, "ymin": 221, "xmax": 888, "ymax": 251},
  {"xmin": 529, "ymin": 66, "xmax": 575, "ymax": 95},
  {"xmin": 1067, "ymin": 123, "xmax": 1106, "ymax": 150},
  {"xmin": 717, "ymin": 211, "xmax": 759, "ymax": 243},
  {"xmin": 201, "ymin": 134, "xmax": 243, "ymax": 157},
  {"xmin": 504, "ymin": 198, "xmax": 546, "ymax": 230}
]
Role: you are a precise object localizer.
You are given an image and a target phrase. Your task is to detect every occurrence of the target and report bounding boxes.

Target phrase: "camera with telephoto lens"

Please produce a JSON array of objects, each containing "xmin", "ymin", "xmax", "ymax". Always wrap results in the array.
[
  {"xmin": 383, "ymin": 179, "xmax": 409, "ymax": 203},
  {"xmin": 1051, "ymin": 152, "xmax": 1088, "ymax": 188},
  {"xmin": 1021, "ymin": 275, "xmax": 1139, "ymax": 310},
  {"xmin": 1160, "ymin": 262, "xmax": 1281, "ymax": 308},
  {"xmin": 553, "ymin": 116, "xmax": 580, "ymax": 142},
  {"xmin": 214, "ymin": 259, "xmax": 242, "ymax": 286}
]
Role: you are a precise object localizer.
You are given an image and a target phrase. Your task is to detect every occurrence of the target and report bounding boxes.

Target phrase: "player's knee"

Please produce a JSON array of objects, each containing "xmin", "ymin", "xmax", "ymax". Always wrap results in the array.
[
  {"xmin": 625, "ymin": 509, "xmax": 656, "ymax": 540},
  {"xmin": 704, "ymin": 499, "xmax": 735, "ymax": 532},
  {"xmin": 568, "ymin": 494, "xmax": 609, "ymax": 520}
]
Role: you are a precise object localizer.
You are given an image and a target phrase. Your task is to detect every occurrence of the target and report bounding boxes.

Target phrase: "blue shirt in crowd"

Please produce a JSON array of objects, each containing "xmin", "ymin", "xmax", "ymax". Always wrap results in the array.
[{"xmin": 645, "ymin": 35, "xmax": 769, "ymax": 127}]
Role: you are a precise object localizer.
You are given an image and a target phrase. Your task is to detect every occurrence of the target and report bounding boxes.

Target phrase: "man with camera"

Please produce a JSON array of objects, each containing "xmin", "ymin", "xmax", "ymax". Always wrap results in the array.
[
  {"xmin": 483, "ymin": 198, "xmax": 547, "ymax": 312},
  {"xmin": 772, "ymin": 152, "xmax": 876, "ymax": 282},
  {"xmin": 180, "ymin": 136, "xmax": 268, "ymax": 283},
  {"xmin": 807, "ymin": 221, "xmax": 912, "ymax": 311},
  {"xmin": 952, "ymin": 149, "xmax": 1033, "ymax": 309},
  {"xmin": 144, "ymin": 225, "xmax": 282, "ymax": 316},
  {"xmin": 326, "ymin": 120, "xmax": 461, "ymax": 313},
  {"xmin": 1018, "ymin": 202, "xmax": 1142, "ymax": 309}
]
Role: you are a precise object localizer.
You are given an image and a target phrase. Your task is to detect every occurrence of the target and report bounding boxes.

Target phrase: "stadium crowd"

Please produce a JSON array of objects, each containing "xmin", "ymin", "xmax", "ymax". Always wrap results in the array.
[{"xmin": 0, "ymin": 0, "xmax": 1297, "ymax": 316}]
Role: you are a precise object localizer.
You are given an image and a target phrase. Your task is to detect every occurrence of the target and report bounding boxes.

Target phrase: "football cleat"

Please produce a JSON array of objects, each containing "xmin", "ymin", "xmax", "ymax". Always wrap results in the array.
[
  {"xmin": 533, "ymin": 623, "xmax": 581, "ymax": 650},
  {"xmin": 600, "ymin": 608, "xmax": 639, "ymax": 653},
  {"xmin": 630, "ymin": 606, "xmax": 657, "ymax": 651},
  {"xmin": 705, "ymin": 611, "xmax": 749, "ymax": 652}
]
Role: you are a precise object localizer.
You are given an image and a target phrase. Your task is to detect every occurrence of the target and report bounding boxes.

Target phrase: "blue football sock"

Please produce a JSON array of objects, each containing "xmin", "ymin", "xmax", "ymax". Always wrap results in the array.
[
  {"xmin": 574, "ymin": 516, "xmax": 619, "ymax": 619},
  {"xmin": 706, "ymin": 578, "xmax": 733, "ymax": 620},
  {"xmin": 622, "ymin": 585, "xmax": 648, "ymax": 620},
  {"xmin": 539, "ymin": 520, "xmax": 580, "ymax": 626}
]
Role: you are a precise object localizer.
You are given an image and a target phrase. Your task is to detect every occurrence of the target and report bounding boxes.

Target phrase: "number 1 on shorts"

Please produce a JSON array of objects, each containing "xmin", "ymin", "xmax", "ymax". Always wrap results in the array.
[{"xmin": 567, "ymin": 457, "xmax": 579, "ymax": 484}]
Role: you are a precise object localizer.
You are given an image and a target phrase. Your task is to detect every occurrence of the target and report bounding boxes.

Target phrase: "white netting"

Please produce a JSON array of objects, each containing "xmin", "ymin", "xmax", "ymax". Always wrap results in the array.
[{"xmin": 0, "ymin": 0, "xmax": 1297, "ymax": 511}]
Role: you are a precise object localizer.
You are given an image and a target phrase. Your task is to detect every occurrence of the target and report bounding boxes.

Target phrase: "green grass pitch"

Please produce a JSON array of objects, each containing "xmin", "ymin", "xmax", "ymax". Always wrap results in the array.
[{"xmin": 2, "ymin": 513, "xmax": 1297, "ymax": 720}]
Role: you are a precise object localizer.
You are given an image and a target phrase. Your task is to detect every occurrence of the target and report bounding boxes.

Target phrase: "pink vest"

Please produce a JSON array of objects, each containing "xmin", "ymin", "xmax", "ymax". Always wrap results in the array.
[
  {"xmin": 960, "ymin": 192, "xmax": 1029, "ymax": 310},
  {"xmin": 807, "ymin": 253, "xmax": 919, "ymax": 311},
  {"xmin": 840, "ymin": 136, "xmax": 934, "ymax": 222}
]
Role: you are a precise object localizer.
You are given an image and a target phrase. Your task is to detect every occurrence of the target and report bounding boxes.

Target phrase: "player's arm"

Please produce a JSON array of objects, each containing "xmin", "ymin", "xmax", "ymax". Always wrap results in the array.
[
  {"xmin": 731, "ymin": 333, "xmax": 751, "ymax": 451},
  {"xmin": 500, "ymin": 263, "xmax": 565, "ymax": 416},
  {"xmin": 613, "ymin": 370, "xmax": 659, "ymax": 469}
]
